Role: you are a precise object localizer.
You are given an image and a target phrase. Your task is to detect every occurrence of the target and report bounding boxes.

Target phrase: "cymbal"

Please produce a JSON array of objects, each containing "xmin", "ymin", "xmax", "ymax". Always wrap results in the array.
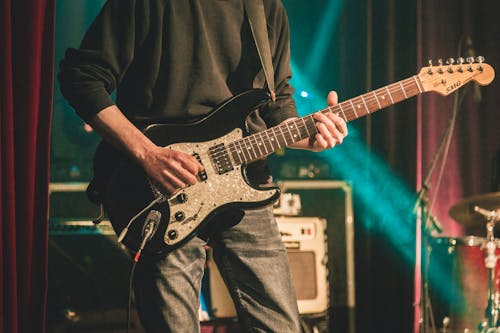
[{"xmin": 449, "ymin": 192, "xmax": 500, "ymax": 227}]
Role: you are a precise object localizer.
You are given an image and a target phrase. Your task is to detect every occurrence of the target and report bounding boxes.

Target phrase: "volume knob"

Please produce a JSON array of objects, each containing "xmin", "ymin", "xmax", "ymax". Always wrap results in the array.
[{"xmin": 176, "ymin": 193, "xmax": 187, "ymax": 203}]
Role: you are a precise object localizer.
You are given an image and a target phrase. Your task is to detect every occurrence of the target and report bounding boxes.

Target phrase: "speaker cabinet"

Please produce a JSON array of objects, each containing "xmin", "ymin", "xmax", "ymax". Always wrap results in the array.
[
  {"xmin": 278, "ymin": 180, "xmax": 355, "ymax": 333},
  {"xmin": 208, "ymin": 216, "xmax": 328, "ymax": 318},
  {"xmin": 46, "ymin": 220, "xmax": 145, "ymax": 332}
]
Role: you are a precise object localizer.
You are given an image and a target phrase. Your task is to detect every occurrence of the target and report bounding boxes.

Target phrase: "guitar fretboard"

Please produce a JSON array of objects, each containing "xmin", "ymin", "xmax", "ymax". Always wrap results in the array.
[{"xmin": 225, "ymin": 75, "xmax": 423, "ymax": 166}]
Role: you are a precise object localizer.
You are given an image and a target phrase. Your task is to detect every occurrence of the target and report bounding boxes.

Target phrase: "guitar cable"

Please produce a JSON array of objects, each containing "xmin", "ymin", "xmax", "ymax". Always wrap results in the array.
[
  {"xmin": 118, "ymin": 196, "xmax": 164, "ymax": 243},
  {"xmin": 127, "ymin": 260, "xmax": 138, "ymax": 333},
  {"xmin": 125, "ymin": 210, "xmax": 161, "ymax": 333}
]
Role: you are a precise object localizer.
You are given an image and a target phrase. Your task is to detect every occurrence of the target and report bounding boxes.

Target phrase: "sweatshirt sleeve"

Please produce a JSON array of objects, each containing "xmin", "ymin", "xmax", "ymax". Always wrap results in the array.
[
  {"xmin": 58, "ymin": 0, "xmax": 149, "ymax": 122},
  {"xmin": 259, "ymin": 1, "xmax": 298, "ymax": 127}
]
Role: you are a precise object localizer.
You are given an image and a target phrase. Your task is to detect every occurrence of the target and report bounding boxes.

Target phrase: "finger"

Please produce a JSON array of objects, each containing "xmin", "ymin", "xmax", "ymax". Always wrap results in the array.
[
  {"xmin": 329, "ymin": 113, "xmax": 348, "ymax": 137},
  {"xmin": 313, "ymin": 132, "xmax": 329, "ymax": 150},
  {"xmin": 313, "ymin": 113, "xmax": 343, "ymax": 144},
  {"xmin": 161, "ymin": 167, "xmax": 186, "ymax": 189},
  {"xmin": 327, "ymin": 90, "xmax": 338, "ymax": 106},
  {"xmin": 316, "ymin": 112, "xmax": 348, "ymax": 139},
  {"xmin": 180, "ymin": 155, "xmax": 204, "ymax": 175},
  {"xmin": 169, "ymin": 161, "xmax": 199, "ymax": 185},
  {"xmin": 316, "ymin": 122, "xmax": 339, "ymax": 147}
]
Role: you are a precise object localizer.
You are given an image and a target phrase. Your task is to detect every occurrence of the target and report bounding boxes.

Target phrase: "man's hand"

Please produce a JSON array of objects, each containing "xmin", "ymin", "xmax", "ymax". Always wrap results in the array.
[
  {"xmin": 287, "ymin": 90, "xmax": 348, "ymax": 152},
  {"xmin": 308, "ymin": 90, "xmax": 348, "ymax": 151},
  {"xmin": 140, "ymin": 147, "xmax": 204, "ymax": 195},
  {"xmin": 88, "ymin": 105, "xmax": 204, "ymax": 196}
]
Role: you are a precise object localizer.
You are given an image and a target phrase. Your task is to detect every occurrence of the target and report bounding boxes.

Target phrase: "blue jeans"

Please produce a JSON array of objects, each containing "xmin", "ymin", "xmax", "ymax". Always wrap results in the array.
[{"xmin": 133, "ymin": 205, "xmax": 301, "ymax": 333}]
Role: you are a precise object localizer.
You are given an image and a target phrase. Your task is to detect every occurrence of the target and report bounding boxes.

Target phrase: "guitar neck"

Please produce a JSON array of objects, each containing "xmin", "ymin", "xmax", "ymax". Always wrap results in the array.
[{"xmin": 228, "ymin": 75, "xmax": 423, "ymax": 165}]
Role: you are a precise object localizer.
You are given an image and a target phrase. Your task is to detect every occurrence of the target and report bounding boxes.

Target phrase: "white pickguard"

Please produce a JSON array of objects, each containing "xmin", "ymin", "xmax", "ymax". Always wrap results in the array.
[{"xmin": 158, "ymin": 128, "xmax": 279, "ymax": 246}]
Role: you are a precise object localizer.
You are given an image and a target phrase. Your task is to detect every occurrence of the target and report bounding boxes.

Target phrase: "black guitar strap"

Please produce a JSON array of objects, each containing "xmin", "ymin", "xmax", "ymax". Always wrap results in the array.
[{"xmin": 243, "ymin": 0, "xmax": 276, "ymax": 101}]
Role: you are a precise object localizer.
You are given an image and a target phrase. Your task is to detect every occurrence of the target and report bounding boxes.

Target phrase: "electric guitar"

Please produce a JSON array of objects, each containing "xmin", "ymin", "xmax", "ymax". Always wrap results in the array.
[{"xmin": 104, "ymin": 58, "xmax": 494, "ymax": 255}]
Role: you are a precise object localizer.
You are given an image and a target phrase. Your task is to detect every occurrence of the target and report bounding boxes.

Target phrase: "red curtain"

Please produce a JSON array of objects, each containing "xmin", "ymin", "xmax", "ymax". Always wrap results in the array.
[{"xmin": 1, "ymin": 0, "xmax": 55, "ymax": 332}]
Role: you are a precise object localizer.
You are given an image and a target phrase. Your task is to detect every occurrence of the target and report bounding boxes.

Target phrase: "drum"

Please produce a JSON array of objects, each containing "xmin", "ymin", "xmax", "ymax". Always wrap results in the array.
[{"xmin": 427, "ymin": 236, "xmax": 500, "ymax": 332}]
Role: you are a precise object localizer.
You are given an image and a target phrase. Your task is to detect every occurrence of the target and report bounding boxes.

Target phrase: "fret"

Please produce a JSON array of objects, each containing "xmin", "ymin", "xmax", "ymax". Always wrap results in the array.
[
  {"xmin": 252, "ymin": 133, "xmax": 264, "ymax": 157},
  {"xmin": 305, "ymin": 115, "xmax": 318, "ymax": 136},
  {"xmin": 399, "ymin": 82, "xmax": 408, "ymax": 98},
  {"xmin": 262, "ymin": 131, "xmax": 273, "ymax": 153},
  {"xmin": 260, "ymin": 132, "xmax": 269, "ymax": 155},
  {"xmin": 413, "ymin": 75, "xmax": 423, "ymax": 93},
  {"xmin": 245, "ymin": 137, "xmax": 258, "ymax": 160},
  {"xmin": 234, "ymin": 140, "xmax": 248, "ymax": 163},
  {"xmin": 372, "ymin": 91, "xmax": 382, "ymax": 109},
  {"xmin": 228, "ymin": 143, "xmax": 241, "ymax": 165},
  {"xmin": 296, "ymin": 119, "xmax": 308, "ymax": 139},
  {"xmin": 360, "ymin": 95, "xmax": 370, "ymax": 114},
  {"xmin": 239, "ymin": 139, "xmax": 252, "ymax": 162},
  {"xmin": 285, "ymin": 122, "xmax": 295, "ymax": 143},
  {"xmin": 349, "ymin": 99, "xmax": 358, "ymax": 118},
  {"xmin": 291, "ymin": 121, "xmax": 302, "ymax": 142},
  {"xmin": 301, "ymin": 117, "xmax": 311, "ymax": 137},
  {"xmin": 279, "ymin": 124, "xmax": 290, "ymax": 146},
  {"xmin": 273, "ymin": 126, "xmax": 287, "ymax": 148},
  {"xmin": 385, "ymin": 86, "xmax": 395, "ymax": 104},
  {"xmin": 337, "ymin": 104, "xmax": 348, "ymax": 121},
  {"xmin": 267, "ymin": 130, "xmax": 280, "ymax": 151}
]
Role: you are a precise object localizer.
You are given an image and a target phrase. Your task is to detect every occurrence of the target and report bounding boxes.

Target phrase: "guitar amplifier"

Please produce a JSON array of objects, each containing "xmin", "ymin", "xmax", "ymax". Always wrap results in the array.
[
  {"xmin": 208, "ymin": 216, "xmax": 328, "ymax": 318},
  {"xmin": 278, "ymin": 180, "xmax": 355, "ymax": 333},
  {"xmin": 48, "ymin": 182, "xmax": 100, "ymax": 219}
]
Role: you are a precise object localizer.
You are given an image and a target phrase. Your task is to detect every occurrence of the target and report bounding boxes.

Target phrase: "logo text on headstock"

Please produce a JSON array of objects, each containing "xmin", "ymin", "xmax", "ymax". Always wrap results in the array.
[{"xmin": 446, "ymin": 80, "xmax": 462, "ymax": 93}]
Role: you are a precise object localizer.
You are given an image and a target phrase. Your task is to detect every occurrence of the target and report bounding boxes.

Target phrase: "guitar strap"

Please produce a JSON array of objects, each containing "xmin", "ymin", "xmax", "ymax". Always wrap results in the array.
[{"xmin": 243, "ymin": 0, "xmax": 276, "ymax": 101}]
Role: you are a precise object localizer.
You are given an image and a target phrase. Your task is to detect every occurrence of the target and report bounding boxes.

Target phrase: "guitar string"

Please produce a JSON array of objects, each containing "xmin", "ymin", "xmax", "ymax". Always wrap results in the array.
[
  {"xmin": 212, "ymin": 66, "xmax": 480, "ymax": 164},
  {"xmin": 211, "ymin": 70, "xmax": 471, "ymax": 164},
  {"xmin": 212, "ymin": 77, "xmax": 422, "ymax": 164},
  {"xmin": 214, "ymin": 78, "xmax": 421, "ymax": 164}
]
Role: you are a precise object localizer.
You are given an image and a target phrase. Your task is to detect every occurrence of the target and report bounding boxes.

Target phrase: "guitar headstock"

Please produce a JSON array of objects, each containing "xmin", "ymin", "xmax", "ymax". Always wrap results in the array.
[{"xmin": 418, "ymin": 57, "xmax": 495, "ymax": 96}]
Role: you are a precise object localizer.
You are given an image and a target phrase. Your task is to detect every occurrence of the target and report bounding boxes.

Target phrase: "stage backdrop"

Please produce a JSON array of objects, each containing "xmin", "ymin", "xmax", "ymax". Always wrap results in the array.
[
  {"xmin": 44, "ymin": 1, "xmax": 499, "ymax": 333},
  {"xmin": 1, "ymin": 0, "xmax": 55, "ymax": 333}
]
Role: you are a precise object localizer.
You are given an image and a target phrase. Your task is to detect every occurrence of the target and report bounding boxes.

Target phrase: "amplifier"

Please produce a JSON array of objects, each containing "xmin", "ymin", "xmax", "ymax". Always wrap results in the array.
[
  {"xmin": 208, "ymin": 216, "xmax": 328, "ymax": 318},
  {"xmin": 277, "ymin": 180, "xmax": 355, "ymax": 333}
]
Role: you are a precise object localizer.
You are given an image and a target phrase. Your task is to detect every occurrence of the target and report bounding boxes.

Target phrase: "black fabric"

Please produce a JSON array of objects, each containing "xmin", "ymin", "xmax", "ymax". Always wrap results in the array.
[{"xmin": 58, "ymin": 0, "xmax": 297, "ymax": 128}]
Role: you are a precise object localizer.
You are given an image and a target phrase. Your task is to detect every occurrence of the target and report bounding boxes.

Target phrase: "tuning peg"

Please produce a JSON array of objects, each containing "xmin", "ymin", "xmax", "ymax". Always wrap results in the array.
[
  {"xmin": 457, "ymin": 57, "xmax": 465, "ymax": 64},
  {"xmin": 466, "ymin": 57, "xmax": 475, "ymax": 64},
  {"xmin": 476, "ymin": 56, "xmax": 485, "ymax": 72},
  {"xmin": 427, "ymin": 60, "xmax": 433, "ymax": 74},
  {"xmin": 437, "ymin": 59, "xmax": 444, "ymax": 74},
  {"xmin": 446, "ymin": 58, "xmax": 455, "ymax": 73}
]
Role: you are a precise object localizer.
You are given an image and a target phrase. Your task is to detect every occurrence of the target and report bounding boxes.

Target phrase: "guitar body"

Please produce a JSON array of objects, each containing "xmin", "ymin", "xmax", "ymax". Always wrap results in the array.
[{"xmin": 104, "ymin": 89, "xmax": 280, "ymax": 254}]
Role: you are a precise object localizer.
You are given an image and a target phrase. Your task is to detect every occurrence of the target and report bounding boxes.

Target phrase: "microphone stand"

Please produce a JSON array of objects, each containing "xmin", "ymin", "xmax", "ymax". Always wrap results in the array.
[{"xmin": 415, "ymin": 76, "xmax": 470, "ymax": 333}]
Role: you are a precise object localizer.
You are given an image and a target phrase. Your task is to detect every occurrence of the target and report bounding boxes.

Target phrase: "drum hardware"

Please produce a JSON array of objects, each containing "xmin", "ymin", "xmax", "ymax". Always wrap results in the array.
[
  {"xmin": 449, "ymin": 192, "xmax": 500, "ymax": 235},
  {"xmin": 474, "ymin": 205, "xmax": 500, "ymax": 332}
]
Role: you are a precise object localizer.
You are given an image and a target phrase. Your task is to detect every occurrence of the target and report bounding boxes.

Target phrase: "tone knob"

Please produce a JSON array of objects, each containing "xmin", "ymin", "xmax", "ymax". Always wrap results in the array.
[
  {"xmin": 174, "ymin": 211, "xmax": 185, "ymax": 221},
  {"xmin": 167, "ymin": 230, "xmax": 178, "ymax": 240}
]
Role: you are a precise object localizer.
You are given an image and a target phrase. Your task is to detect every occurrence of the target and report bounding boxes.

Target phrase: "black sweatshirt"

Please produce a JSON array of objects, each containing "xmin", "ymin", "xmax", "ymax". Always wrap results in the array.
[{"xmin": 58, "ymin": 0, "xmax": 298, "ymax": 129}]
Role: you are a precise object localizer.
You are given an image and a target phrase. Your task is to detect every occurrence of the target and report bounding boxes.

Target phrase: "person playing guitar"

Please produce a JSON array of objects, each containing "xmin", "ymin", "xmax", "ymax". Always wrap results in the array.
[{"xmin": 58, "ymin": 1, "xmax": 347, "ymax": 332}]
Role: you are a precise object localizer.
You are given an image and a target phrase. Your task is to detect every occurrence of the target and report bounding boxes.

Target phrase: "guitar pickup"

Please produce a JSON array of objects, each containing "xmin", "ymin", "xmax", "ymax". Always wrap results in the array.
[
  {"xmin": 193, "ymin": 153, "xmax": 208, "ymax": 181},
  {"xmin": 209, "ymin": 143, "xmax": 234, "ymax": 175}
]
